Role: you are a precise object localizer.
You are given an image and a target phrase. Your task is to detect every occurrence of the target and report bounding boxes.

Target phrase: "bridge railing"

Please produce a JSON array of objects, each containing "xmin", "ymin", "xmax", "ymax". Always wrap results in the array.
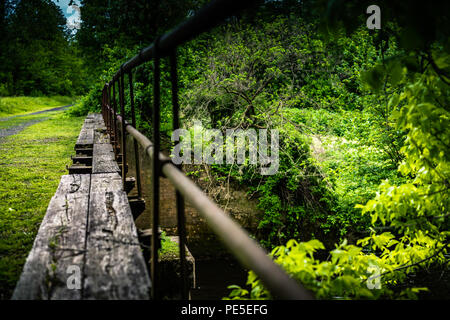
[{"xmin": 101, "ymin": 0, "xmax": 313, "ymax": 300}]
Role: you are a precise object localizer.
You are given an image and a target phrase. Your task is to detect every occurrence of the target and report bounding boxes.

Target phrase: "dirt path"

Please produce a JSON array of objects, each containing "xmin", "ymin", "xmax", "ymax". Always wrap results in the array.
[{"xmin": 0, "ymin": 104, "xmax": 71, "ymax": 139}]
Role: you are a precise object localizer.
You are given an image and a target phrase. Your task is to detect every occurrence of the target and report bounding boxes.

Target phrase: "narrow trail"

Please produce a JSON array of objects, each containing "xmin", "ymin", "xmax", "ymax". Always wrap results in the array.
[
  {"xmin": 0, "ymin": 104, "xmax": 72, "ymax": 121},
  {"xmin": 0, "ymin": 104, "xmax": 72, "ymax": 139}
]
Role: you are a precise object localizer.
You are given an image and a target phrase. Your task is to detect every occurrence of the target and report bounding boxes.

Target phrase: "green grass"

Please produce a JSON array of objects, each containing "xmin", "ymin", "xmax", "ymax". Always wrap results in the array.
[
  {"xmin": 159, "ymin": 231, "xmax": 180, "ymax": 260},
  {"xmin": 0, "ymin": 111, "xmax": 84, "ymax": 299},
  {"xmin": 0, "ymin": 96, "xmax": 74, "ymax": 117}
]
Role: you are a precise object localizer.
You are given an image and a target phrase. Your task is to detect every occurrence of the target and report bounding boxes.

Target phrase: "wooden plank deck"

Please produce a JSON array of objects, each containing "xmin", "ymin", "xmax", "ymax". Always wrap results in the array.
[
  {"xmin": 13, "ymin": 113, "xmax": 151, "ymax": 300},
  {"xmin": 75, "ymin": 127, "xmax": 94, "ymax": 148},
  {"xmin": 75, "ymin": 113, "xmax": 107, "ymax": 148},
  {"xmin": 12, "ymin": 174, "xmax": 90, "ymax": 300},
  {"xmin": 83, "ymin": 173, "xmax": 150, "ymax": 299},
  {"xmin": 92, "ymin": 143, "xmax": 119, "ymax": 174}
]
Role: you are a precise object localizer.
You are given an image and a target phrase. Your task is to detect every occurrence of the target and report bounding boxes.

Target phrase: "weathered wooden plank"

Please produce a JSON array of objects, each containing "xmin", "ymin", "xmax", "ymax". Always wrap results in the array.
[
  {"xmin": 90, "ymin": 172, "xmax": 123, "ymax": 191},
  {"xmin": 83, "ymin": 173, "xmax": 151, "ymax": 299},
  {"xmin": 94, "ymin": 128, "xmax": 110, "ymax": 144},
  {"xmin": 86, "ymin": 113, "xmax": 103, "ymax": 121},
  {"xmin": 92, "ymin": 143, "xmax": 119, "ymax": 174},
  {"xmin": 86, "ymin": 113, "xmax": 103, "ymax": 122},
  {"xmin": 83, "ymin": 114, "xmax": 105, "ymax": 130},
  {"xmin": 76, "ymin": 127, "xmax": 94, "ymax": 148},
  {"xmin": 12, "ymin": 246, "xmax": 85, "ymax": 300},
  {"xmin": 12, "ymin": 174, "xmax": 91, "ymax": 300},
  {"xmin": 94, "ymin": 143, "xmax": 115, "ymax": 155},
  {"xmin": 92, "ymin": 159, "xmax": 119, "ymax": 174},
  {"xmin": 84, "ymin": 122, "xmax": 105, "ymax": 130},
  {"xmin": 78, "ymin": 123, "xmax": 93, "ymax": 136},
  {"xmin": 54, "ymin": 174, "xmax": 91, "ymax": 195}
]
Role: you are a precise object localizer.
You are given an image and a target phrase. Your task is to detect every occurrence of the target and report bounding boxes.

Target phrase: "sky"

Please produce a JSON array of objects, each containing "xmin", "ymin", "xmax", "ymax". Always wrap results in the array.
[{"xmin": 52, "ymin": 0, "xmax": 82, "ymax": 31}]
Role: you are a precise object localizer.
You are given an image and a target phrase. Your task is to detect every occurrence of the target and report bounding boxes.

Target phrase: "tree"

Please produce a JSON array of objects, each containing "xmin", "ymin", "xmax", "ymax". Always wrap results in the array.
[
  {"xmin": 76, "ymin": 0, "xmax": 207, "ymax": 74},
  {"xmin": 0, "ymin": 0, "xmax": 87, "ymax": 96}
]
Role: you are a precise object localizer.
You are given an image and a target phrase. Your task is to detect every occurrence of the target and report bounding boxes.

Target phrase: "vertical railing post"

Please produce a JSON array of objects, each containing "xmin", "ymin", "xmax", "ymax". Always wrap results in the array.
[
  {"xmin": 128, "ymin": 71, "xmax": 143, "ymax": 199},
  {"xmin": 169, "ymin": 49, "xmax": 188, "ymax": 299},
  {"xmin": 108, "ymin": 82, "xmax": 112, "ymax": 138},
  {"xmin": 104, "ymin": 86, "xmax": 108, "ymax": 126},
  {"xmin": 102, "ymin": 88, "xmax": 104, "ymax": 121},
  {"xmin": 106, "ymin": 84, "xmax": 109, "ymax": 135},
  {"xmin": 102, "ymin": 87, "xmax": 106, "ymax": 126},
  {"xmin": 112, "ymin": 80, "xmax": 118, "ymax": 157},
  {"xmin": 101, "ymin": 87, "xmax": 104, "ymax": 119},
  {"xmin": 117, "ymin": 77, "xmax": 122, "ymax": 160},
  {"xmin": 106, "ymin": 84, "xmax": 110, "ymax": 135},
  {"xmin": 151, "ymin": 43, "xmax": 161, "ymax": 300},
  {"xmin": 104, "ymin": 87, "xmax": 107, "ymax": 123},
  {"xmin": 119, "ymin": 69, "xmax": 127, "ymax": 189}
]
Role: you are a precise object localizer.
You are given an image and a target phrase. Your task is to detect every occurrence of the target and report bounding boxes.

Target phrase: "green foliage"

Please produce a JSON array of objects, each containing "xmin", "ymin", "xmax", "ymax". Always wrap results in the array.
[
  {"xmin": 67, "ymin": 44, "xmax": 138, "ymax": 116},
  {"xmin": 0, "ymin": 0, "xmax": 88, "ymax": 96},
  {"xmin": 228, "ymin": 234, "xmax": 443, "ymax": 299},
  {"xmin": 182, "ymin": 16, "xmax": 407, "ymax": 249},
  {"xmin": 76, "ymin": 0, "xmax": 207, "ymax": 74},
  {"xmin": 227, "ymin": 2, "xmax": 450, "ymax": 299},
  {"xmin": 67, "ymin": 81, "xmax": 104, "ymax": 117}
]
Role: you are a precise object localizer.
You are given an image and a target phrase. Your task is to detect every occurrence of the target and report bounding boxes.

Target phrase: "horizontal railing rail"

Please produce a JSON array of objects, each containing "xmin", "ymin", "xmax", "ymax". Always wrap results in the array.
[{"xmin": 101, "ymin": 0, "xmax": 314, "ymax": 300}]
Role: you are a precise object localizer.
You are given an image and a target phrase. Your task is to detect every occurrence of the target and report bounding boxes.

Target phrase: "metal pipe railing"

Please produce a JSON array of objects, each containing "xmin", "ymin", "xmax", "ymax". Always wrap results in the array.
[
  {"xmin": 103, "ymin": 106, "xmax": 313, "ymax": 300},
  {"xmin": 169, "ymin": 50, "xmax": 189, "ymax": 300},
  {"xmin": 101, "ymin": 0, "xmax": 314, "ymax": 300}
]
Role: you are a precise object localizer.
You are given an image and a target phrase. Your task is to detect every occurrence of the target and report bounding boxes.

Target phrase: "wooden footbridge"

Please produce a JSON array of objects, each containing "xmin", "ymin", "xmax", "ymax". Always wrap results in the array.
[
  {"xmin": 12, "ymin": 0, "xmax": 314, "ymax": 300},
  {"xmin": 13, "ymin": 114, "xmax": 151, "ymax": 299}
]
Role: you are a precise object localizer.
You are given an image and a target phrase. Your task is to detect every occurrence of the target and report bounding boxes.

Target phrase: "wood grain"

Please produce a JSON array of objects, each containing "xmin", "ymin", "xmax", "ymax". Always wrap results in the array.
[
  {"xmin": 83, "ymin": 173, "xmax": 151, "ymax": 299},
  {"xmin": 12, "ymin": 174, "xmax": 90, "ymax": 300},
  {"xmin": 92, "ymin": 143, "xmax": 119, "ymax": 174},
  {"xmin": 13, "ymin": 114, "xmax": 150, "ymax": 300}
]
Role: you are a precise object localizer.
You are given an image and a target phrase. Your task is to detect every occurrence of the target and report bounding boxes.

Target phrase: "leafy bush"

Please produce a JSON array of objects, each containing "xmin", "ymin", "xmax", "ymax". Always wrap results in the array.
[{"xmin": 227, "ymin": 24, "xmax": 450, "ymax": 300}]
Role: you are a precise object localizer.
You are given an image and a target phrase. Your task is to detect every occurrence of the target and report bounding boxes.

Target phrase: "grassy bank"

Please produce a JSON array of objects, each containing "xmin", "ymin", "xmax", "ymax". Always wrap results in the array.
[
  {"xmin": 0, "ymin": 96, "xmax": 74, "ymax": 117},
  {"xmin": 0, "ymin": 111, "xmax": 84, "ymax": 299}
]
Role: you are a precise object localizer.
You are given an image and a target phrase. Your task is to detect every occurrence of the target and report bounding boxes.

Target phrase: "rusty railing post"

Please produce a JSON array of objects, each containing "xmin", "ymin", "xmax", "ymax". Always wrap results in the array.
[
  {"xmin": 151, "ymin": 40, "xmax": 161, "ymax": 300},
  {"xmin": 169, "ymin": 49, "xmax": 188, "ymax": 299},
  {"xmin": 109, "ymin": 82, "xmax": 113, "ymax": 140},
  {"xmin": 119, "ymin": 68, "xmax": 127, "ymax": 189},
  {"xmin": 106, "ymin": 84, "xmax": 110, "ymax": 135},
  {"xmin": 101, "ymin": 87, "xmax": 104, "ymax": 120},
  {"xmin": 128, "ymin": 71, "xmax": 143, "ymax": 199},
  {"xmin": 112, "ymin": 80, "xmax": 119, "ymax": 157}
]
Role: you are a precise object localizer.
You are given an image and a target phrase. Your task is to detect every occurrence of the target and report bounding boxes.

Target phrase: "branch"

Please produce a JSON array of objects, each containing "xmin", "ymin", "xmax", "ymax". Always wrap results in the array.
[
  {"xmin": 364, "ymin": 242, "xmax": 449, "ymax": 283},
  {"xmin": 427, "ymin": 50, "xmax": 450, "ymax": 86}
]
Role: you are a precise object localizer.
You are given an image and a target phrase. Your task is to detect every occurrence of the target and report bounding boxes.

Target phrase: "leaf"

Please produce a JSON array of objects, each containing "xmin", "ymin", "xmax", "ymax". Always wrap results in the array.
[
  {"xmin": 361, "ymin": 65, "xmax": 385, "ymax": 92},
  {"xmin": 389, "ymin": 61, "xmax": 404, "ymax": 86}
]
